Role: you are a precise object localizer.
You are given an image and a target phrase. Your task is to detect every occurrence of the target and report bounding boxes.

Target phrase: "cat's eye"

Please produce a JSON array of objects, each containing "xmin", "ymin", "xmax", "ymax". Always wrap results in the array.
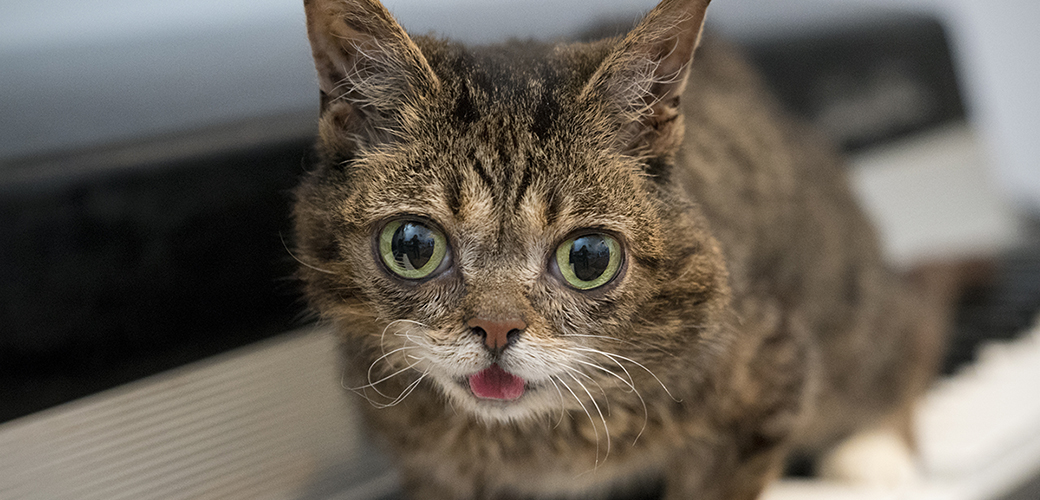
[
  {"xmin": 379, "ymin": 220, "xmax": 449, "ymax": 280},
  {"xmin": 555, "ymin": 233, "xmax": 622, "ymax": 290}
]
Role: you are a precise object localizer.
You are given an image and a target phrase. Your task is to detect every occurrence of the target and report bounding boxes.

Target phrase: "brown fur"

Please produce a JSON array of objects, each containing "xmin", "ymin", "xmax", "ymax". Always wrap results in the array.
[{"xmin": 293, "ymin": 0, "xmax": 946, "ymax": 498}]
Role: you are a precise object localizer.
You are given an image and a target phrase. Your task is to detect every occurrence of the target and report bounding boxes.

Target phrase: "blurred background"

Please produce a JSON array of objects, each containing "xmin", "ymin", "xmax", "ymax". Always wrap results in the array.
[{"xmin": 1, "ymin": 0, "xmax": 1038, "ymax": 499}]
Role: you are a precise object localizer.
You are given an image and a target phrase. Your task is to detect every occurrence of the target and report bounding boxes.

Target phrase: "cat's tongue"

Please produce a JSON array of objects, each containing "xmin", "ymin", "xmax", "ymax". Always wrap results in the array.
[{"xmin": 469, "ymin": 364, "xmax": 525, "ymax": 401}]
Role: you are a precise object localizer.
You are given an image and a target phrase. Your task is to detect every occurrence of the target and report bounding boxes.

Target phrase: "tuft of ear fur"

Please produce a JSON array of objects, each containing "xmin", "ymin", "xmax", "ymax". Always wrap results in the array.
[
  {"xmin": 304, "ymin": 0, "xmax": 440, "ymax": 154},
  {"xmin": 581, "ymin": 0, "xmax": 710, "ymax": 159}
]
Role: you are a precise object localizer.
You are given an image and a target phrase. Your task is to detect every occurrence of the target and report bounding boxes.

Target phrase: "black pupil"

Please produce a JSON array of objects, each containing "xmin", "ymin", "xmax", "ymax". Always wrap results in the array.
[
  {"xmin": 569, "ymin": 235, "xmax": 611, "ymax": 282},
  {"xmin": 391, "ymin": 222, "xmax": 436, "ymax": 271}
]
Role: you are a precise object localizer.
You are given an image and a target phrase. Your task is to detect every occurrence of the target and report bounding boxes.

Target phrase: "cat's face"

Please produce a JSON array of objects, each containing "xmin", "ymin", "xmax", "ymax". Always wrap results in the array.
[{"xmin": 295, "ymin": 0, "xmax": 725, "ymax": 424}]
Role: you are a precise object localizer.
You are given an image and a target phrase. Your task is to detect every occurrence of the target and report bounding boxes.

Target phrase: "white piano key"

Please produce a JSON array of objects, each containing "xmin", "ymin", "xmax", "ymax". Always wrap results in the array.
[{"xmin": 915, "ymin": 317, "xmax": 1040, "ymax": 485}]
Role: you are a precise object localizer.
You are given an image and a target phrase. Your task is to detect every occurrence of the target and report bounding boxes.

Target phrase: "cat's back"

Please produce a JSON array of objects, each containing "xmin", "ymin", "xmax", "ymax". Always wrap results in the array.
[
  {"xmin": 676, "ymin": 38, "xmax": 942, "ymax": 451},
  {"xmin": 666, "ymin": 37, "xmax": 876, "ymax": 310}
]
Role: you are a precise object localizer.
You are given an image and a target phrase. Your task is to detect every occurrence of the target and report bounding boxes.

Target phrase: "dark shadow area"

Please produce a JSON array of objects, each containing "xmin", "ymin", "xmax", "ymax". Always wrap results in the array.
[
  {"xmin": 0, "ymin": 112, "xmax": 317, "ymax": 422},
  {"xmin": 742, "ymin": 13, "xmax": 965, "ymax": 152}
]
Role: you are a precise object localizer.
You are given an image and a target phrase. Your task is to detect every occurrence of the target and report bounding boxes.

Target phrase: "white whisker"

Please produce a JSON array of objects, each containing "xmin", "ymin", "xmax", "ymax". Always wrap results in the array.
[
  {"xmin": 555, "ymin": 374, "xmax": 600, "ymax": 469},
  {"xmin": 562, "ymin": 364, "xmax": 611, "ymax": 414},
  {"xmin": 280, "ymin": 232, "xmax": 336, "ymax": 275},
  {"xmin": 564, "ymin": 332, "xmax": 680, "ymax": 359},
  {"xmin": 357, "ymin": 354, "xmax": 420, "ymax": 393},
  {"xmin": 574, "ymin": 349, "xmax": 637, "ymax": 390},
  {"xmin": 380, "ymin": 319, "xmax": 429, "ymax": 355},
  {"xmin": 572, "ymin": 347, "xmax": 681, "ymax": 402},
  {"xmin": 341, "ymin": 318, "xmax": 433, "ymax": 407},
  {"xmin": 369, "ymin": 369, "xmax": 430, "ymax": 409},
  {"xmin": 562, "ymin": 333, "xmax": 622, "ymax": 341},
  {"xmin": 572, "ymin": 356, "xmax": 649, "ymax": 445},
  {"xmin": 565, "ymin": 370, "xmax": 611, "ymax": 466},
  {"xmin": 545, "ymin": 376, "xmax": 568, "ymax": 429}
]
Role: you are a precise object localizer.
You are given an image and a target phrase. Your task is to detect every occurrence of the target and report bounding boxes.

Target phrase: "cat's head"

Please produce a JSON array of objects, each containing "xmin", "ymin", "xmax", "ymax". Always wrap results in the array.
[{"xmin": 294, "ymin": 0, "xmax": 728, "ymax": 424}]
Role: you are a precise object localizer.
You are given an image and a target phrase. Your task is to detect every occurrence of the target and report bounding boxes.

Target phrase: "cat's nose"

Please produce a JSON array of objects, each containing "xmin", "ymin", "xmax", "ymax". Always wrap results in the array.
[{"xmin": 467, "ymin": 317, "xmax": 526, "ymax": 353}]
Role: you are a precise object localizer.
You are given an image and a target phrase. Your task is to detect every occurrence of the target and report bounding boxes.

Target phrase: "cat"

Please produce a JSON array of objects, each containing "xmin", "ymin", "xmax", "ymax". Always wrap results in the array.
[{"xmin": 292, "ymin": 0, "xmax": 947, "ymax": 498}]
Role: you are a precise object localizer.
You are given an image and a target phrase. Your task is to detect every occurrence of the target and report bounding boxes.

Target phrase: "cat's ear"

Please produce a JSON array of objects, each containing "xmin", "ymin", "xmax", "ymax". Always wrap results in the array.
[
  {"xmin": 304, "ymin": 0, "xmax": 440, "ymax": 152},
  {"xmin": 581, "ymin": 0, "xmax": 710, "ymax": 158}
]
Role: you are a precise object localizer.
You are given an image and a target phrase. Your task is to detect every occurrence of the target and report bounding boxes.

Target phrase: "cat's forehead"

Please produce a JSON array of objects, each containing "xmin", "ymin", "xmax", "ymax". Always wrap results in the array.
[
  {"xmin": 434, "ymin": 39, "xmax": 581, "ymax": 101},
  {"xmin": 413, "ymin": 39, "xmax": 627, "ymax": 186},
  {"xmin": 363, "ymin": 122, "xmax": 649, "ymax": 234},
  {"xmin": 422, "ymin": 37, "xmax": 604, "ymax": 138},
  {"xmin": 341, "ymin": 38, "xmax": 659, "ymax": 246}
]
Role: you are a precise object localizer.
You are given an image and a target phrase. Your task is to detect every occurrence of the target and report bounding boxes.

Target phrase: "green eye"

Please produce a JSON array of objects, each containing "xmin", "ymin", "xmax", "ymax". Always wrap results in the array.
[
  {"xmin": 555, "ymin": 233, "xmax": 622, "ymax": 290},
  {"xmin": 379, "ymin": 220, "xmax": 448, "ymax": 280}
]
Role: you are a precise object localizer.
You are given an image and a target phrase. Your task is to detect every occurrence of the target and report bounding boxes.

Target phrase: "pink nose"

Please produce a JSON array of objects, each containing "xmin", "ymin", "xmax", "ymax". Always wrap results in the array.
[{"xmin": 467, "ymin": 317, "xmax": 526, "ymax": 352}]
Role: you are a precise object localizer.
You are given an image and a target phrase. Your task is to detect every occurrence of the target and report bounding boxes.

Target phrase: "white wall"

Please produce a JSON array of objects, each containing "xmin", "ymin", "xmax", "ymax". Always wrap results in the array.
[
  {"xmin": 0, "ymin": 0, "xmax": 315, "ymax": 161},
  {"xmin": 709, "ymin": 0, "xmax": 1040, "ymax": 213},
  {"xmin": 920, "ymin": 0, "xmax": 1040, "ymax": 214}
]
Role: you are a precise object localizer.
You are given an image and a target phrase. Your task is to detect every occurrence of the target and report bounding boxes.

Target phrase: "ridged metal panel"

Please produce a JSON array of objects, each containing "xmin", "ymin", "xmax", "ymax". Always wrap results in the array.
[{"xmin": 0, "ymin": 329, "xmax": 379, "ymax": 500}]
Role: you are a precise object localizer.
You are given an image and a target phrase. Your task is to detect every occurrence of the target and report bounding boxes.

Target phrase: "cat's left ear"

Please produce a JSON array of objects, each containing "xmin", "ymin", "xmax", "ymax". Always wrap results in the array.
[{"xmin": 581, "ymin": 0, "xmax": 711, "ymax": 158}]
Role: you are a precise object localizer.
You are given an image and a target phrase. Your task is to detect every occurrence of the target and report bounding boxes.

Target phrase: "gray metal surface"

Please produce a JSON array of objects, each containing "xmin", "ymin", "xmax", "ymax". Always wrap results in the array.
[{"xmin": 0, "ymin": 329, "xmax": 397, "ymax": 500}]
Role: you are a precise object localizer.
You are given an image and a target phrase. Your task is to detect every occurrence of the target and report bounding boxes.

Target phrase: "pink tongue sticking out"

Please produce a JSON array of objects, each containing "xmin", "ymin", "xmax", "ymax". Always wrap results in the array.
[{"xmin": 469, "ymin": 364, "xmax": 525, "ymax": 400}]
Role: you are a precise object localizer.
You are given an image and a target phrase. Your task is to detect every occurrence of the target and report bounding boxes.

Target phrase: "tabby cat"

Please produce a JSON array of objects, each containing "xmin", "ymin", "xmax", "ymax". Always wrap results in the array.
[{"xmin": 292, "ymin": 0, "xmax": 946, "ymax": 498}]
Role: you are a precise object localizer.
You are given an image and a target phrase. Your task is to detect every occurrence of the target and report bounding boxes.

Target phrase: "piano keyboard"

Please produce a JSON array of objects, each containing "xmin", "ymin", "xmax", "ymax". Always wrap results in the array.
[
  {"xmin": 0, "ymin": 315, "xmax": 1038, "ymax": 500},
  {"xmin": 764, "ymin": 315, "xmax": 1040, "ymax": 500}
]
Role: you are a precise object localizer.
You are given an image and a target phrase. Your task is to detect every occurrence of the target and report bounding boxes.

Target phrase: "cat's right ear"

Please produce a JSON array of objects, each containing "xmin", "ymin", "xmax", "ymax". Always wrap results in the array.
[
  {"xmin": 580, "ymin": 0, "xmax": 710, "ymax": 159},
  {"xmin": 304, "ymin": 0, "xmax": 440, "ymax": 152}
]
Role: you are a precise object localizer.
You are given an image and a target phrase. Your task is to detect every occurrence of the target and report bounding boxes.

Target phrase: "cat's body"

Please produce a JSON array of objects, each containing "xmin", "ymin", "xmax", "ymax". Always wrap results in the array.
[{"xmin": 293, "ymin": 0, "xmax": 945, "ymax": 498}]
